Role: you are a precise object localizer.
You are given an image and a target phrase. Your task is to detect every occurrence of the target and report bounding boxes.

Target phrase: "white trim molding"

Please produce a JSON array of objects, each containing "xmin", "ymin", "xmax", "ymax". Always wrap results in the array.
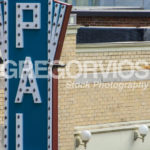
[
  {"xmin": 76, "ymin": 42, "xmax": 150, "ymax": 53},
  {"xmin": 74, "ymin": 120, "xmax": 150, "ymax": 135}
]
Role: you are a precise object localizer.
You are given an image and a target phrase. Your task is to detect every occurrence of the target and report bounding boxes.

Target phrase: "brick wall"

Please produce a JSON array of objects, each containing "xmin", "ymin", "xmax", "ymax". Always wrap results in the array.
[
  {"xmin": 58, "ymin": 27, "xmax": 77, "ymax": 150},
  {"xmin": 77, "ymin": 16, "xmax": 150, "ymax": 27},
  {"xmin": 1, "ymin": 26, "xmax": 150, "ymax": 150},
  {"xmin": 58, "ymin": 26, "xmax": 150, "ymax": 150}
]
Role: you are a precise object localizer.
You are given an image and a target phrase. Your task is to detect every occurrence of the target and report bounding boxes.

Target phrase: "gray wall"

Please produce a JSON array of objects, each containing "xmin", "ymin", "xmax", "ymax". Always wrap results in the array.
[
  {"xmin": 66, "ymin": 0, "xmax": 150, "ymax": 9},
  {"xmin": 115, "ymin": 0, "xmax": 143, "ymax": 7},
  {"xmin": 144, "ymin": 0, "xmax": 150, "ymax": 9},
  {"xmin": 100, "ymin": 0, "xmax": 144, "ymax": 7}
]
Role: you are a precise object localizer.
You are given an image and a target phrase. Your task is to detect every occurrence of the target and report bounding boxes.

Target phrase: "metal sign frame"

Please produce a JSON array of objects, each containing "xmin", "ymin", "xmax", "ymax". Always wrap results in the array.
[{"xmin": 0, "ymin": 0, "xmax": 72, "ymax": 150}]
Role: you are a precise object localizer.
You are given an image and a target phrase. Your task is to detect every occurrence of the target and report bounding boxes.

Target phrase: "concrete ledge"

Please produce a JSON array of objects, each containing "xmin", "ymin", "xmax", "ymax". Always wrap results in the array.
[
  {"xmin": 76, "ymin": 41, "xmax": 150, "ymax": 53},
  {"xmin": 74, "ymin": 120, "xmax": 150, "ymax": 134}
]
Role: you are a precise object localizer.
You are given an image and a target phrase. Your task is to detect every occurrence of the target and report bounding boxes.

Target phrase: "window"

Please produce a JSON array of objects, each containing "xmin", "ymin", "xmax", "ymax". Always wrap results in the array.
[
  {"xmin": 77, "ymin": 27, "xmax": 150, "ymax": 44},
  {"xmin": 62, "ymin": 0, "xmax": 146, "ymax": 9}
]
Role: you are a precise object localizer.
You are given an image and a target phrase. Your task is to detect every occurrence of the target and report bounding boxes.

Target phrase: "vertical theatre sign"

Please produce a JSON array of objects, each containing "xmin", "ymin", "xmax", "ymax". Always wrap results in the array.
[{"xmin": 0, "ymin": 0, "xmax": 71, "ymax": 150}]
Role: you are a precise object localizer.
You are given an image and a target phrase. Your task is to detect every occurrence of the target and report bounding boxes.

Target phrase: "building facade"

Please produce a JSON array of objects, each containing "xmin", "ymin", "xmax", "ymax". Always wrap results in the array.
[{"xmin": 1, "ymin": 1, "xmax": 150, "ymax": 150}]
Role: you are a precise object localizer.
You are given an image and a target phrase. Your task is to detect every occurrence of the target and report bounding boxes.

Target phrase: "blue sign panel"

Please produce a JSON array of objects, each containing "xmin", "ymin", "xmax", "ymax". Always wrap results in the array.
[{"xmin": 0, "ymin": 0, "xmax": 71, "ymax": 150}]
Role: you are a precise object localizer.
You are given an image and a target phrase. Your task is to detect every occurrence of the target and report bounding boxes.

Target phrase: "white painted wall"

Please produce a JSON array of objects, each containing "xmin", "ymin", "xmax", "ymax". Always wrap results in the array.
[
  {"xmin": 87, "ymin": 130, "xmax": 150, "ymax": 150},
  {"xmin": 75, "ymin": 121, "xmax": 150, "ymax": 150}
]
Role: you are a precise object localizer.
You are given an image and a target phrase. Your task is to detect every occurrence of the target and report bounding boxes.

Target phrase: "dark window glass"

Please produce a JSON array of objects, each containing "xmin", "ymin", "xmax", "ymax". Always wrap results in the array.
[{"xmin": 77, "ymin": 27, "xmax": 150, "ymax": 44}]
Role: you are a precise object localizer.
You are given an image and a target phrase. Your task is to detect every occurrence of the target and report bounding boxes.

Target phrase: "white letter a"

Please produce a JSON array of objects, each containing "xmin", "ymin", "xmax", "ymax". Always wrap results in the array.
[{"xmin": 15, "ymin": 57, "xmax": 42, "ymax": 104}]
